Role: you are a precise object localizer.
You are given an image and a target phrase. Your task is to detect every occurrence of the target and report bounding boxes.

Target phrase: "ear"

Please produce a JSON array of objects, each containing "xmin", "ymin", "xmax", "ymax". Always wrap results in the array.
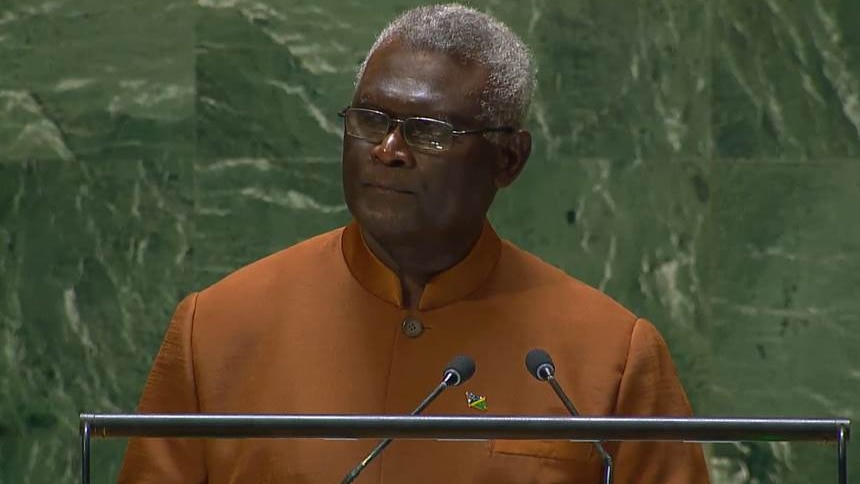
[{"xmin": 494, "ymin": 129, "xmax": 531, "ymax": 188}]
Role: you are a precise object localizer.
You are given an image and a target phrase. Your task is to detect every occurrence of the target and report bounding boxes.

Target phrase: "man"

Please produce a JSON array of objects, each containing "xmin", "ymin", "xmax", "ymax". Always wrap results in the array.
[{"xmin": 120, "ymin": 4, "xmax": 709, "ymax": 483}]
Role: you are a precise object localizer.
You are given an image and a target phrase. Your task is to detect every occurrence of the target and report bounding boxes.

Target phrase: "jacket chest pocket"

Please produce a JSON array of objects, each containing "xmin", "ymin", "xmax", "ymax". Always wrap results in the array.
[{"xmin": 481, "ymin": 440, "xmax": 601, "ymax": 484}]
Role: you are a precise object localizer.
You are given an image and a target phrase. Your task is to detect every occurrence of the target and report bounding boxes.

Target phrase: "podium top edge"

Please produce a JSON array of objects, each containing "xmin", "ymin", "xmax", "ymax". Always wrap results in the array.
[
  {"xmin": 77, "ymin": 414, "xmax": 850, "ymax": 442},
  {"xmin": 78, "ymin": 413, "xmax": 852, "ymax": 425}
]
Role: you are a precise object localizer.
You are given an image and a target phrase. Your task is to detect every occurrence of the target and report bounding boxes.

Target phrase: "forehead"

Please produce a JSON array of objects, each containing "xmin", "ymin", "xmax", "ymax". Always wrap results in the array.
[{"xmin": 354, "ymin": 43, "xmax": 488, "ymax": 123}]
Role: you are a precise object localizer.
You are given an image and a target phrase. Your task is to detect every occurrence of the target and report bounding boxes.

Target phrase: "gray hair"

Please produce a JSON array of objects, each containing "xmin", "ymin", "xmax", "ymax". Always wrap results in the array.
[{"xmin": 356, "ymin": 3, "xmax": 536, "ymax": 128}]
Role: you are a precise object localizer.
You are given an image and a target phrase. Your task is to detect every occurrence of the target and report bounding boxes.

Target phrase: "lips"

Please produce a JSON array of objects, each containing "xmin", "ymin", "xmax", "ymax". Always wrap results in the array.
[{"xmin": 362, "ymin": 182, "xmax": 415, "ymax": 195}]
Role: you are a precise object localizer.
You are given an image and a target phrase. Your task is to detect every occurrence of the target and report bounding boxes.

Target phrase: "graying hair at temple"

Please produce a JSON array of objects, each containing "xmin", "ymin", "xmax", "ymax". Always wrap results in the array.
[{"xmin": 356, "ymin": 3, "xmax": 536, "ymax": 128}]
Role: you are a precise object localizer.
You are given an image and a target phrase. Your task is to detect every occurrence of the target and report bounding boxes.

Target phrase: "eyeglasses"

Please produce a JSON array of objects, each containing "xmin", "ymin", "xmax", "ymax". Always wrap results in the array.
[{"xmin": 338, "ymin": 107, "xmax": 514, "ymax": 154}]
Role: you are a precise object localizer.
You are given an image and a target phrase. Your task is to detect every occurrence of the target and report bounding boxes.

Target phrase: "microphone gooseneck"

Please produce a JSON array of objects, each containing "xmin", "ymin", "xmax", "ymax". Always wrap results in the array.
[
  {"xmin": 525, "ymin": 349, "xmax": 614, "ymax": 484},
  {"xmin": 340, "ymin": 355, "xmax": 476, "ymax": 484}
]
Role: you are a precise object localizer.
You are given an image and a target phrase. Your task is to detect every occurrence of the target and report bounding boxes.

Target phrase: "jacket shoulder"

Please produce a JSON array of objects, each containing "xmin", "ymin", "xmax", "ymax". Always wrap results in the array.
[
  {"xmin": 495, "ymin": 239, "xmax": 638, "ymax": 326},
  {"xmin": 201, "ymin": 226, "xmax": 345, "ymax": 299}
]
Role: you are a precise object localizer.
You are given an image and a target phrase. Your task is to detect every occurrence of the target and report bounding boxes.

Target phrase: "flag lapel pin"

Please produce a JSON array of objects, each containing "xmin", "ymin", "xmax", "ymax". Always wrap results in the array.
[{"xmin": 466, "ymin": 391, "xmax": 487, "ymax": 411}]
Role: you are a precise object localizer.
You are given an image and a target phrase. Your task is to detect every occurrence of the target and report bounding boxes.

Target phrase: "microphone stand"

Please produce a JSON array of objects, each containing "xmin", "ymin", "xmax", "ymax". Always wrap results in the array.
[
  {"xmin": 340, "ymin": 379, "xmax": 450, "ymax": 484},
  {"xmin": 340, "ymin": 361, "xmax": 470, "ymax": 484},
  {"xmin": 545, "ymin": 373, "xmax": 613, "ymax": 484}
]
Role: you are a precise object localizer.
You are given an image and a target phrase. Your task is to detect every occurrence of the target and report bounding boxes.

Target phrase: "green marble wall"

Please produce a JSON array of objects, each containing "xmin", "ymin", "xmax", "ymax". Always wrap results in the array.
[{"xmin": 1, "ymin": 0, "xmax": 857, "ymax": 482}]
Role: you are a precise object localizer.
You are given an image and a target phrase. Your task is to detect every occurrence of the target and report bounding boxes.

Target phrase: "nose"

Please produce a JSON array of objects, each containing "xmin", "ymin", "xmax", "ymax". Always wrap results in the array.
[{"xmin": 370, "ymin": 124, "xmax": 416, "ymax": 168}]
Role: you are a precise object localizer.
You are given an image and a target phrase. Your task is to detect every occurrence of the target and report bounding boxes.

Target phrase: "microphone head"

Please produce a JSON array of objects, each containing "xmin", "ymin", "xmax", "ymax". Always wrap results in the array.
[
  {"xmin": 525, "ymin": 348, "xmax": 555, "ymax": 380},
  {"xmin": 443, "ymin": 355, "xmax": 476, "ymax": 386}
]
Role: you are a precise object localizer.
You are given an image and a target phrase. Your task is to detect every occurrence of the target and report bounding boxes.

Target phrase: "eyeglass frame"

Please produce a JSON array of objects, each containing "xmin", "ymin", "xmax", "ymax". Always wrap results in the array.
[{"xmin": 338, "ymin": 106, "xmax": 515, "ymax": 153}]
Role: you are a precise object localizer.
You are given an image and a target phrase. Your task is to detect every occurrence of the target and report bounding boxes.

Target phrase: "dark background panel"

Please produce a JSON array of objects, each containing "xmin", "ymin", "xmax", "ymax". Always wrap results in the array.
[{"xmin": 1, "ymin": 0, "xmax": 857, "ymax": 482}]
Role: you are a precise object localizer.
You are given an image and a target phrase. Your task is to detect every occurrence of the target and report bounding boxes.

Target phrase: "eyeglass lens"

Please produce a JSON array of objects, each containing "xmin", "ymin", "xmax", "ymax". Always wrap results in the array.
[{"xmin": 344, "ymin": 109, "xmax": 453, "ymax": 152}]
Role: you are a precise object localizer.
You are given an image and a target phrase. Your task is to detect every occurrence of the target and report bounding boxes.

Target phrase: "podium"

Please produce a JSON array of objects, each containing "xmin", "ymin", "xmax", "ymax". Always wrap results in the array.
[{"xmin": 79, "ymin": 413, "xmax": 851, "ymax": 483}]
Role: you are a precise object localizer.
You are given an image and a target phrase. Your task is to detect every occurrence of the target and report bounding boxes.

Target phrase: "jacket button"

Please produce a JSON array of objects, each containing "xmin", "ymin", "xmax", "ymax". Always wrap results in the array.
[{"xmin": 401, "ymin": 317, "xmax": 424, "ymax": 338}]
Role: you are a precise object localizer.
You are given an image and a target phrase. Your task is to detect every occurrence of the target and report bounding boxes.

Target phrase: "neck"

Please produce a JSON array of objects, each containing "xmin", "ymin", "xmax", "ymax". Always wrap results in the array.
[{"xmin": 360, "ymin": 223, "xmax": 484, "ymax": 310}]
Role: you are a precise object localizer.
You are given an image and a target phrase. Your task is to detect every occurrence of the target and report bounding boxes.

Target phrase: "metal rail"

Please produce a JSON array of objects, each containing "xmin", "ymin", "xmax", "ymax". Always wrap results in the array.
[{"xmin": 80, "ymin": 414, "xmax": 850, "ymax": 483}]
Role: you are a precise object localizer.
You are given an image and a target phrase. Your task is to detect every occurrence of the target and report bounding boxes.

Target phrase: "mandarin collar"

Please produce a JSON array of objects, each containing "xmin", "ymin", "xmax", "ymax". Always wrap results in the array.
[{"xmin": 341, "ymin": 220, "xmax": 501, "ymax": 311}]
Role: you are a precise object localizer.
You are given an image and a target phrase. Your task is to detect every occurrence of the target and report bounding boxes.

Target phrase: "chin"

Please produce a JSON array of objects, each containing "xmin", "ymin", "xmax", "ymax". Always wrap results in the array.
[{"xmin": 350, "ymin": 200, "xmax": 425, "ymax": 243}]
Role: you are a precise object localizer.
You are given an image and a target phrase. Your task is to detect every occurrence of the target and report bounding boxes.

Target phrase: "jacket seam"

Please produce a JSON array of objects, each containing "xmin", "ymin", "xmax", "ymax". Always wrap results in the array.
[
  {"xmin": 187, "ymin": 291, "xmax": 208, "ymax": 478},
  {"xmin": 611, "ymin": 317, "xmax": 640, "ymax": 414}
]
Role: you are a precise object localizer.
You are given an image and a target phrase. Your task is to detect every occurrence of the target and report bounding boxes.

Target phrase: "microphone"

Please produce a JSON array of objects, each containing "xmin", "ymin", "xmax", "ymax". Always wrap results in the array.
[
  {"xmin": 340, "ymin": 355, "xmax": 476, "ymax": 484},
  {"xmin": 525, "ymin": 349, "xmax": 613, "ymax": 484}
]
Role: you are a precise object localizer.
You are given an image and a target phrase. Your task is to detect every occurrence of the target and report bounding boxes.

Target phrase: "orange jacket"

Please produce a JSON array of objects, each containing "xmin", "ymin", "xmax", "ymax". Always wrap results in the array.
[{"xmin": 119, "ymin": 222, "xmax": 709, "ymax": 483}]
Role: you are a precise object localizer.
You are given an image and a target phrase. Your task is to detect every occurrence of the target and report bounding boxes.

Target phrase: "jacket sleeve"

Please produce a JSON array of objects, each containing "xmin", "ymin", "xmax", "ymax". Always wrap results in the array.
[
  {"xmin": 611, "ymin": 318, "xmax": 710, "ymax": 483},
  {"xmin": 118, "ymin": 293, "xmax": 207, "ymax": 484}
]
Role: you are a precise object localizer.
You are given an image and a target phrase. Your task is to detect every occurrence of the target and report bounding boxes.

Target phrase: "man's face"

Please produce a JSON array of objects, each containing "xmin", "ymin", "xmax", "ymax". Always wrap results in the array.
[{"xmin": 342, "ymin": 41, "xmax": 504, "ymax": 245}]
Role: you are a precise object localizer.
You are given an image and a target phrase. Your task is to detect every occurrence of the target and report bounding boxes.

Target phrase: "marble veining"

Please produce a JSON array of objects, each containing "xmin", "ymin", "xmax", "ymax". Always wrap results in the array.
[{"xmin": 1, "ymin": 1, "xmax": 858, "ymax": 482}]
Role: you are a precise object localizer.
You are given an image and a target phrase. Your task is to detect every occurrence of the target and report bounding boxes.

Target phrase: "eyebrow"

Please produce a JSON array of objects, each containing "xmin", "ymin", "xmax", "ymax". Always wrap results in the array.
[{"xmin": 351, "ymin": 102, "xmax": 478, "ymax": 128}]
